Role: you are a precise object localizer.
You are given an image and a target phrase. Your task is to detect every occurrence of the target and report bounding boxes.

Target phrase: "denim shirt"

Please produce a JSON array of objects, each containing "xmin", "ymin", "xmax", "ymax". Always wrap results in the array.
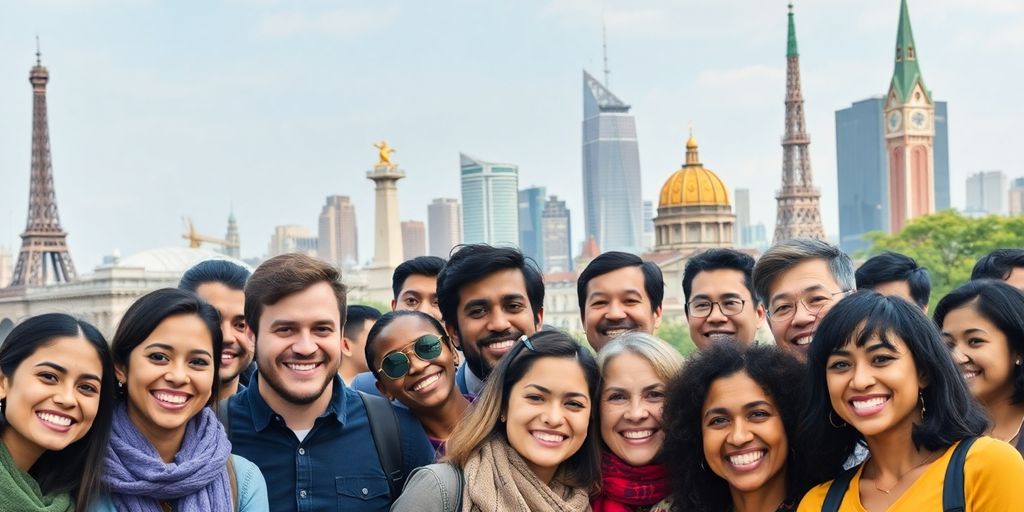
[{"xmin": 225, "ymin": 375, "xmax": 434, "ymax": 512}]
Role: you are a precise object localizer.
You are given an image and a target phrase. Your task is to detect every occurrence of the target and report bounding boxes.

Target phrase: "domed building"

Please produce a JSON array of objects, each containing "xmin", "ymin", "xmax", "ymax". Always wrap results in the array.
[{"xmin": 654, "ymin": 134, "xmax": 735, "ymax": 251}]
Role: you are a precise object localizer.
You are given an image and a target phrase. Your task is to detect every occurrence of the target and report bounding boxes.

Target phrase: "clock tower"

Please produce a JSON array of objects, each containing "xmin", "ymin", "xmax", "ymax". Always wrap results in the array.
[{"xmin": 884, "ymin": 0, "xmax": 934, "ymax": 232}]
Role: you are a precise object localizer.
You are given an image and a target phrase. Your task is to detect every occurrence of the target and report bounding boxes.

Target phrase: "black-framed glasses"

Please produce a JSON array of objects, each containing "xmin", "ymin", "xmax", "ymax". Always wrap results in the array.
[
  {"xmin": 767, "ymin": 289, "xmax": 853, "ymax": 323},
  {"xmin": 686, "ymin": 298, "xmax": 746, "ymax": 318},
  {"xmin": 376, "ymin": 334, "xmax": 447, "ymax": 380}
]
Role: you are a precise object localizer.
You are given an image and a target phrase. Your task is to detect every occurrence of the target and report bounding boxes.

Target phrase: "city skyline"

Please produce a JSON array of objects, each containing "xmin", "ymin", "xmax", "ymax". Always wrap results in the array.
[{"xmin": 1, "ymin": 1, "xmax": 1022, "ymax": 269}]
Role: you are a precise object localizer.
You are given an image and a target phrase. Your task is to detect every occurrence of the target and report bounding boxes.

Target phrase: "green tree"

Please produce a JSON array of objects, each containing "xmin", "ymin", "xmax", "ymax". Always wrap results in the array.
[
  {"xmin": 863, "ymin": 210, "xmax": 1024, "ymax": 303},
  {"xmin": 656, "ymin": 321, "xmax": 696, "ymax": 356}
]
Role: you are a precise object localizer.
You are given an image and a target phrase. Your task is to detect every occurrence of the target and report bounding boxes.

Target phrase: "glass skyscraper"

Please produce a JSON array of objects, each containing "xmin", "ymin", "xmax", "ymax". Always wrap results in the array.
[
  {"xmin": 518, "ymin": 186, "xmax": 546, "ymax": 266},
  {"xmin": 582, "ymin": 70, "xmax": 642, "ymax": 254},
  {"xmin": 460, "ymin": 153, "xmax": 519, "ymax": 246}
]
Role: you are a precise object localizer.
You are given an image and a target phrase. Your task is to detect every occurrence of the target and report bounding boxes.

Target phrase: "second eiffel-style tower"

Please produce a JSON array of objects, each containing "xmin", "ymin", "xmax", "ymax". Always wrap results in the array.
[
  {"xmin": 8, "ymin": 45, "xmax": 78, "ymax": 287},
  {"xmin": 773, "ymin": 3, "xmax": 825, "ymax": 243}
]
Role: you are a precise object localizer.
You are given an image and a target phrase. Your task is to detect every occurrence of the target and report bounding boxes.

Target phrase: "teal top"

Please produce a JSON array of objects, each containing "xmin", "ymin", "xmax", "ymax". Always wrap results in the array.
[{"xmin": 89, "ymin": 455, "xmax": 268, "ymax": 512}]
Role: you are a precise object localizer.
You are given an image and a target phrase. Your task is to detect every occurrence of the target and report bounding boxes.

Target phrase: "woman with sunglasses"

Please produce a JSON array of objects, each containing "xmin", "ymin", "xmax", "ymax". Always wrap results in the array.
[
  {"xmin": 798, "ymin": 291, "xmax": 1024, "ymax": 511},
  {"xmin": 0, "ymin": 313, "xmax": 115, "ymax": 512},
  {"xmin": 365, "ymin": 310, "xmax": 471, "ymax": 456},
  {"xmin": 934, "ymin": 280, "xmax": 1024, "ymax": 455},
  {"xmin": 390, "ymin": 330, "xmax": 601, "ymax": 512}
]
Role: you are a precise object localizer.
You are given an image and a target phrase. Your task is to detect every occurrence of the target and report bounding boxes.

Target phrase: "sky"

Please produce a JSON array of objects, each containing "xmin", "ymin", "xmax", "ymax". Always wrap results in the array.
[{"xmin": 1, "ymin": 0, "xmax": 1022, "ymax": 271}]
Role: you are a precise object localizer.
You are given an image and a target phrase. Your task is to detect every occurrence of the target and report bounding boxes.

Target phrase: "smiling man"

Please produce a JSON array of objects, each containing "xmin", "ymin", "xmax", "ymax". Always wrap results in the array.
[
  {"xmin": 222, "ymin": 254, "xmax": 433, "ymax": 511},
  {"xmin": 682, "ymin": 249, "xmax": 765, "ymax": 350},
  {"xmin": 577, "ymin": 251, "xmax": 664, "ymax": 352},
  {"xmin": 752, "ymin": 239, "xmax": 855, "ymax": 360},
  {"xmin": 436, "ymin": 244, "xmax": 545, "ymax": 395}
]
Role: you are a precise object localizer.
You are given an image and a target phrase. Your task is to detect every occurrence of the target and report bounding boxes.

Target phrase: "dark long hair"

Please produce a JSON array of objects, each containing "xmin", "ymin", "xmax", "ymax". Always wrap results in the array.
[
  {"xmin": 662, "ymin": 341, "xmax": 810, "ymax": 512},
  {"xmin": 111, "ymin": 288, "xmax": 223, "ymax": 406},
  {"xmin": 934, "ymin": 279, "xmax": 1024, "ymax": 404},
  {"xmin": 0, "ymin": 313, "xmax": 115, "ymax": 511},
  {"xmin": 800, "ymin": 291, "xmax": 988, "ymax": 482}
]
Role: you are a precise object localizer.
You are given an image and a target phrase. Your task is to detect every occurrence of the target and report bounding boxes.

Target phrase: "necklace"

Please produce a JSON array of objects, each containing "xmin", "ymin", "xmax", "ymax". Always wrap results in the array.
[
  {"xmin": 871, "ymin": 452, "xmax": 941, "ymax": 495},
  {"xmin": 999, "ymin": 413, "xmax": 1024, "ymax": 444}
]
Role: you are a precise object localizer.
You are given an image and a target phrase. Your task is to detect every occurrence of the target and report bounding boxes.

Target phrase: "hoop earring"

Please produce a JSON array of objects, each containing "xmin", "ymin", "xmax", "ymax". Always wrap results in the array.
[
  {"xmin": 829, "ymin": 410, "xmax": 847, "ymax": 428},
  {"xmin": 919, "ymin": 391, "xmax": 926, "ymax": 420},
  {"xmin": 699, "ymin": 458, "xmax": 707, "ymax": 471}
]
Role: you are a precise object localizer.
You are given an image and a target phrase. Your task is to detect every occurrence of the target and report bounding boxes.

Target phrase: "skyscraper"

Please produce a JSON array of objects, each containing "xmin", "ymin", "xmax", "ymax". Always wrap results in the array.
[
  {"xmin": 582, "ymin": 70, "xmax": 642, "ymax": 253},
  {"xmin": 401, "ymin": 220, "xmax": 427, "ymax": 260},
  {"xmin": 518, "ymin": 186, "xmax": 546, "ymax": 265},
  {"xmin": 268, "ymin": 225, "xmax": 318, "ymax": 258},
  {"xmin": 428, "ymin": 198, "xmax": 461, "ymax": 258},
  {"xmin": 965, "ymin": 171, "xmax": 1007, "ymax": 216},
  {"xmin": 885, "ymin": 0, "xmax": 936, "ymax": 232},
  {"xmin": 1010, "ymin": 178, "xmax": 1024, "ymax": 216},
  {"xmin": 541, "ymin": 195, "xmax": 572, "ymax": 273},
  {"xmin": 223, "ymin": 210, "xmax": 241, "ymax": 259},
  {"xmin": 734, "ymin": 188, "xmax": 751, "ymax": 247},
  {"xmin": 460, "ymin": 153, "xmax": 519, "ymax": 246},
  {"xmin": 318, "ymin": 195, "xmax": 358, "ymax": 268},
  {"xmin": 773, "ymin": 4, "xmax": 826, "ymax": 243},
  {"xmin": 642, "ymin": 200, "xmax": 655, "ymax": 251}
]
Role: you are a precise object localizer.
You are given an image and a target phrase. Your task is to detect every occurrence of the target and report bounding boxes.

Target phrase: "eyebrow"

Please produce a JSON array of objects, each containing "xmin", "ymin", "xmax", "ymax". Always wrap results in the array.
[
  {"xmin": 692, "ymin": 292, "xmax": 743, "ymax": 300},
  {"xmin": 144, "ymin": 343, "xmax": 213, "ymax": 358},
  {"xmin": 34, "ymin": 362, "xmax": 101, "ymax": 382},
  {"xmin": 769, "ymin": 284, "xmax": 827, "ymax": 304},
  {"xmin": 703, "ymin": 400, "xmax": 773, "ymax": 418},
  {"xmin": 605, "ymin": 383, "xmax": 664, "ymax": 394},
  {"xmin": 525, "ymin": 383, "xmax": 589, "ymax": 400}
]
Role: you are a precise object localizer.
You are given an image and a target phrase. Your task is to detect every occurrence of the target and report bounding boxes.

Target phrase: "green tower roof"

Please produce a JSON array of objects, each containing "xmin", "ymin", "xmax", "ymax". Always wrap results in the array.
[
  {"xmin": 786, "ymin": 3, "xmax": 798, "ymax": 57},
  {"xmin": 890, "ymin": 0, "xmax": 930, "ymax": 103}
]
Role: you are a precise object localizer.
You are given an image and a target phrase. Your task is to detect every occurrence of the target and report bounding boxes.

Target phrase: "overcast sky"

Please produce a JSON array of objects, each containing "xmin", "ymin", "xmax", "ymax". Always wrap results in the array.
[{"xmin": 1, "ymin": 0, "xmax": 1022, "ymax": 271}]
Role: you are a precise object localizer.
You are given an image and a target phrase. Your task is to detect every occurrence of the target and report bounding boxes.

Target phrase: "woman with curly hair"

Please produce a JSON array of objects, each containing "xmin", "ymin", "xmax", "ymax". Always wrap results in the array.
[
  {"xmin": 662, "ymin": 341, "xmax": 809, "ymax": 512},
  {"xmin": 934, "ymin": 280, "xmax": 1024, "ymax": 455},
  {"xmin": 798, "ymin": 291, "xmax": 1024, "ymax": 511},
  {"xmin": 592, "ymin": 332, "xmax": 683, "ymax": 512}
]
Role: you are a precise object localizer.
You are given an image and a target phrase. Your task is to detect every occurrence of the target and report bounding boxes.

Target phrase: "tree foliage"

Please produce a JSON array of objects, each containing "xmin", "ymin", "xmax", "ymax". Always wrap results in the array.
[
  {"xmin": 656, "ymin": 321, "xmax": 696, "ymax": 356},
  {"xmin": 863, "ymin": 210, "xmax": 1024, "ymax": 303}
]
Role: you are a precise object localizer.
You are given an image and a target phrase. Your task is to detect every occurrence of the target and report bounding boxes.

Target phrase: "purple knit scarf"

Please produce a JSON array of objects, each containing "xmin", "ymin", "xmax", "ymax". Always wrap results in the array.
[{"xmin": 103, "ymin": 404, "xmax": 233, "ymax": 512}]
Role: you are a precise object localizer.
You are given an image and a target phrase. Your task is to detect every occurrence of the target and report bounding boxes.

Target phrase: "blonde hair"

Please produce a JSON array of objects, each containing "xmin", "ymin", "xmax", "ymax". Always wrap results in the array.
[{"xmin": 596, "ymin": 332, "xmax": 684, "ymax": 383}]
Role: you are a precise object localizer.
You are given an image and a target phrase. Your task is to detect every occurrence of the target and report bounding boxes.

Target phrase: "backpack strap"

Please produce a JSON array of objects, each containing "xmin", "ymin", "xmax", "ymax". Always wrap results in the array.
[
  {"xmin": 217, "ymin": 396, "xmax": 233, "ymax": 441},
  {"xmin": 822, "ymin": 465, "xmax": 858, "ymax": 512},
  {"xmin": 942, "ymin": 437, "xmax": 978, "ymax": 512},
  {"xmin": 226, "ymin": 455, "xmax": 239, "ymax": 511},
  {"xmin": 358, "ymin": 390, "xmax": 404, "ymax": 500}
]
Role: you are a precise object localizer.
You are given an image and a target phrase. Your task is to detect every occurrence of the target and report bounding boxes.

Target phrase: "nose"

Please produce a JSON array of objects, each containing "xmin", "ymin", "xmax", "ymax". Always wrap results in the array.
[
  {"xmin": 606, "ymin": 301, "xmax": 626, "ymax": 321},
  {"xmin": 728, "ymin": 418, "xmax": 753, "ymax": 446},
  {"xmin": 221, "ymin": 322, "xmax": 236, "ymax": 346},
  {"xmin": 542, "ymin": 402, "xmax": 565, "ymax": 427},
  {"xmin": 791, "ymin": 300, "xmax": 817, "ymax": 328},
  {"xmin": 51, "ymin": 383, "xmax": 76, "ymax": 409},
  {"xmin": 850, "ymin": 362, "xmax": 876, "ymax": 390},
  {"xmin": 623, "ymin": 398, "xmax": 649, "ymax": 422},
  {"xmin": 950, "ymin": 344, "xmax": 970, "ymax": 365},
  {"xmin": 487, "ymin": 309, "xmax": 512, "ymax": 333},
  {"xmin": 406, "ymin": 351, "xmax": 430, "ymax": 375},
  {"xmin": 706, "ymin": 303, "xmax": 728, "ymax": 323},
  {"xmin": 291, "ymin": 331, "xmax": 318, "ymax": 356},
  {"xmin": 164, "ymin": 360, "xmax": 190, "ymax": 386}
]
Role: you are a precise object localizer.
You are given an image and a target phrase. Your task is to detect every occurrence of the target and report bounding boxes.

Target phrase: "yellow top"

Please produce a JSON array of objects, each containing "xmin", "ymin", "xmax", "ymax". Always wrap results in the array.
[
  {"xmin": 797, "ymin": 437, "xmax": 1024, "ymax": 511},
  {"xmin": 658, "ymin": 135, "xmax": 730, "ymax": 208}
]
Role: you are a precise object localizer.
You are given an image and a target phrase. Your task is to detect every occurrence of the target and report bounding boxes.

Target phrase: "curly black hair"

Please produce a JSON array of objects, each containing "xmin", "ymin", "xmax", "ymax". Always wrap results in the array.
[{"xmin": 662, "ymin": 341, "xmax": 811, "ymax": 512}]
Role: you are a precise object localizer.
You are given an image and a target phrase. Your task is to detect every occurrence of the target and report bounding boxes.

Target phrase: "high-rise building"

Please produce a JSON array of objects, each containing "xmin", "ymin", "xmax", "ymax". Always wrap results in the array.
[
  {"xmin": 885, "ymin": 0, "xmax": 937, "ymax": 232},
  {"xmin": 1009, "ymin": 177, "xmax": 1024, "ymax": 216},
  {"xmin": 518, "ymin": 187, "xmax": 546, "ymax": 265},
  {"xmin": 268, "ymin": 225, "xmax": 318, "ymax": 258},
  {"xmin": 735, "ymin": 188, "xmax": 751, "ymax": 247},
  {"xmin": 9, "ymin": 46, "xmax": 78, "ymax": 287},
  {"xmin": 582, "ymin": 70, "xmax": 643, "ymax": 253},
  {"xmin": 223, "ymin": 210, "xmax": 241, "ymax": 259},
  {"xmin": 541, "ymin": 196, "xmax": 572, "ymax": 273},
  {"xmin": 460, "ymin": 153, "xmax": 519, "ymax": 246},
  {"xmin": 428, "ymin": 198, "xmax": 461, "ymax": 258},
  {"xmin": 642, "ymin": 200, "xmax": 655, "ymax": 251},
  {"xmin": 318, "ymin": 195, "xmax": 358, "ymax": 268},
  {"xmin": 401, "ymin": 221, "xmax": 427, "ymax": 260},
  {"xmin": 774, "ymin": 4, "xmax": 826, "ymax": 243},
  {"xmin": 965, "ymin": 171, "xmax": 1007, "ymax": 216}
]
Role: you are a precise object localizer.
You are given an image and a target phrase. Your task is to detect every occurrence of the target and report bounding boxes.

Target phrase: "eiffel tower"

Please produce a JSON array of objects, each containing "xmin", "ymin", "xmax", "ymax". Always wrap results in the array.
[
  {"xmin": 773, "ymin": 3, "xmax": 825, "ymax": 243},
  {"xmin": 8, "ymin": 43, "xmax": 77, "ymax": 287}
]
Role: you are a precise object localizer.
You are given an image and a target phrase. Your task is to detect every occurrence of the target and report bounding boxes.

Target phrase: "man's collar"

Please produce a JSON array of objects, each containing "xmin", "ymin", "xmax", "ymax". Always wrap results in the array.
[{"xmin": 245, "ymin": 374, "xmax": 347, "ymax": 430}]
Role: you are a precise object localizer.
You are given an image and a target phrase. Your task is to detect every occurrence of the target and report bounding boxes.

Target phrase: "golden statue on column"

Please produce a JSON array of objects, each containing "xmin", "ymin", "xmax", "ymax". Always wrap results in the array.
[{"xmin": 374, "ymin": 141, "xmax": 396, "ymax": 167}]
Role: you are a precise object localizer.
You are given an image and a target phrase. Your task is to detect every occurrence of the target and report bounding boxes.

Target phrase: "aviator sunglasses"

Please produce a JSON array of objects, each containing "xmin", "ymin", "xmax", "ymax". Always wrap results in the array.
[{"xmin": 376, "ymin": 334, "xmax": 447, "ymax": 380}]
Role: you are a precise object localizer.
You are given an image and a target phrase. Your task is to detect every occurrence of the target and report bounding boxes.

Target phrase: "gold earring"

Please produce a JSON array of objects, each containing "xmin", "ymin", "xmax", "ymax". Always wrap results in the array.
[{"xmin": 829, "ymin": 410, "xmax": 847, "ymax": 428}]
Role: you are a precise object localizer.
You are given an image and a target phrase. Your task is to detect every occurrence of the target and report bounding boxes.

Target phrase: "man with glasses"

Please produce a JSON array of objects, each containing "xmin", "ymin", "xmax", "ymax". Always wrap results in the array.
[
  {"xmin": 752, "ymin": 239, "xmax": 856, "ymax": 359},
  {"xmin": 682, "ymin": 248, "xmax": 765, "ymax": 349}
]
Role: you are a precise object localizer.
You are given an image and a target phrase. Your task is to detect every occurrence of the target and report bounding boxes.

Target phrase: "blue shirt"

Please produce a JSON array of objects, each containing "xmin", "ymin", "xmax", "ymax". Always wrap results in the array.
[{"xmin": 225, "ymin": 375, "xmax": 435, "ymax": 512}]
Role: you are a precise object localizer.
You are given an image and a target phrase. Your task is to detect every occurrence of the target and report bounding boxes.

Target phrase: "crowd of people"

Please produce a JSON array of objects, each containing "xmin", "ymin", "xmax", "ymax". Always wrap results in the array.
[{"xmin": 1, "ymin": 242, "xmax": 1023, "ymax": 512}]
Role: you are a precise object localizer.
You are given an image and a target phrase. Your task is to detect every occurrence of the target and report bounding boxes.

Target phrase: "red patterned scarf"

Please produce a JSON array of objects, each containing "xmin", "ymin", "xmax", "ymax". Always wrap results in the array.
[{"xmin": 592, "ymin": 451, "xmax": 671, "ymax": 512}]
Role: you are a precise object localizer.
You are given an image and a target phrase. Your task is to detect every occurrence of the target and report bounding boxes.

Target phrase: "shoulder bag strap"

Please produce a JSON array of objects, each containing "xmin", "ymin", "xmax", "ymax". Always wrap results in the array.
[
  {"xmin": 358, "ymin": 390, "xmax": 405, "ymax": 500},
  {"xmin": 822, "ymin": 465, "xmax": 858, "ymax": 512},
  {"xmin": 942, "ymin": 437, "xmax": 978, "ymax": 512},
  {"xmin": 217, "ymin": 396, "xmax": 232, "ymax": 441}
]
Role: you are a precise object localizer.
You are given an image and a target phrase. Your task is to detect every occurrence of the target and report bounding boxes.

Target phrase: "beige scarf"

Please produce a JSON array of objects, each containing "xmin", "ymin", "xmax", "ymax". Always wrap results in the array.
[{"xmin": 461, "ymin": 435, "xmax": 592, "ymax": 512}]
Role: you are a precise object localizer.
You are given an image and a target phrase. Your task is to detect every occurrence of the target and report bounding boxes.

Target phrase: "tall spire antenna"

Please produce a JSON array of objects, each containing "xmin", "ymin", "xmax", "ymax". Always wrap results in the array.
[
  {"xmin": 602, "ymin": 18, "xmax": 610, "ymax": 88},
  {"xmin": 35, "ymin": 35, "xmax": 41, "ymax": 65}
]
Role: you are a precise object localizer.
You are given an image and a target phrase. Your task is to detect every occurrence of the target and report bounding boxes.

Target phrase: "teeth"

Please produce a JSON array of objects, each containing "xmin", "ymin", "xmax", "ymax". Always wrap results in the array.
[
  {"xmin": 287, "ymin": 363, "xmax": 317, "ymax": 371},
  {"xmin": 604, "ymin": 329, "xmax": 627, "ymax": 337},
  {"xmin": 37, "ymin": 412, "xmax": 72, "ymax": 426},
  {"xmin": 413, "ymin": 374, "xmax": 440, "ymax": 391},
  {"xmin": 154, "ymin": 392, "xmax": 188, "ymax": 404},
  {"xmin": 962, "ymin": 370, "xmax": 979, "ymax": 380},
  {"xmin": 622, "ymin": 430, "xmax": 654, "ymax": 440},
  {"xmin": 793, "ymin": 336, "xmax": 812, "ymax": 346},
  {"xmin": 487, "ymin": 339, "xmax": 515, "ymax": 350},
  {"xmin": 533, "ymin": 431, "xmax": 566, "ymax": 443},
  {"xmin": 729, "ymin": 450, "xmax": 765, "ymax": 466},
  {"xmin": 852, "ymin": 397, "xmax": 888, "ymax": 409}
]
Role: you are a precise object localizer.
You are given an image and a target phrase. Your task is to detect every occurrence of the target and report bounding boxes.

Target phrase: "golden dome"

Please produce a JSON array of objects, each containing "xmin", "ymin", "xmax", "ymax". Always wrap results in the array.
[{"xmin": 659, "ymin": 135, "xmax": 731, "ymax": 208}]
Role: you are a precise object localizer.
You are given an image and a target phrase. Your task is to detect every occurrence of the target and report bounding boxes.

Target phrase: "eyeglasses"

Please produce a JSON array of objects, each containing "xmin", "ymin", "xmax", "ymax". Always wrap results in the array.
[
  {"xmin": 767, "ymin": 289, "xmax": 853, "ymax": 323},
  {"xmin": 686, "ymin": 298, "xmax": 746, "ymax": 318},
  {"xmin": 376, "ymin": 334, "xmax": 447, "ymax": 380}
]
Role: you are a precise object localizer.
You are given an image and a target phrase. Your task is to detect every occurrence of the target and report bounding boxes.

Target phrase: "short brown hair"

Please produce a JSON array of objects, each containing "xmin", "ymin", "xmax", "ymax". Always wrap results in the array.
[{"xmin": 244, "ymin": 253, "xmax": 348, "ymax": 333}]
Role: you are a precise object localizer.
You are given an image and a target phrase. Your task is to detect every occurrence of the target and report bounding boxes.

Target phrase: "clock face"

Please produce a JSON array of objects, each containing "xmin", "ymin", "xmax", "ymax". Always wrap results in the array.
[
  {"xmin": 911, "ymin": 110, "xmax": 928, "ymax": 130},
  {"xmin": 887, "ymin": 110, "xmax": 903, "ymax": 132}
]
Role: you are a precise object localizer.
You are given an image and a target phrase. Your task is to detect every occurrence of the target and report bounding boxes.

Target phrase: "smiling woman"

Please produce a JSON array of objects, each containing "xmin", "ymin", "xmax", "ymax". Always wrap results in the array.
[
  {"xmin": 93, "ymin": 288, "xmax": 268, "ymax": 512},
  {"xmin": 0, "ymin": 313, "xmax": 114, "ymax": 512}
]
